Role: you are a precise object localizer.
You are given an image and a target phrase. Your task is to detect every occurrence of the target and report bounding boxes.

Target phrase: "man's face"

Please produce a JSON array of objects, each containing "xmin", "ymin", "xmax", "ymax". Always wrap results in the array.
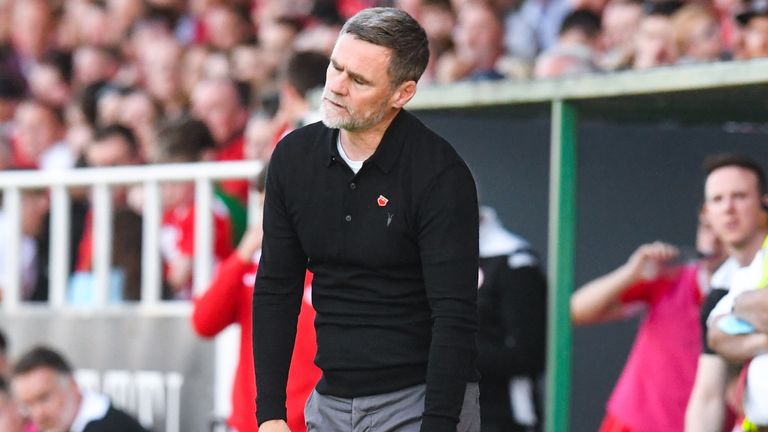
[
  {"xmin": 86, "ymin": 135, "xmax": 137, "ymax": 167},
  {"xmin": 743, "ymin": 16, "xmax": 768, "ymax": 59},
  {"xmin": 11, "ymin": 368, "xmax": 79, "ymax": 432},
  {"xmin": 0, "ymin": 391, "xmax": 25, "ymax": 432},
  {"xmin": 321, "ymin": 34, "xmax": 398, "ymax": 132},
  {"xmin": 14, "ymin": 102, "xmax": 62, "ymax": 161},
  {"xmin": 191, "ymin": 81, "xmax": 244, "ymax": 145},
  {"xmin": 704, "ymin": 166, "xmax": 765, "ymax": 251}
]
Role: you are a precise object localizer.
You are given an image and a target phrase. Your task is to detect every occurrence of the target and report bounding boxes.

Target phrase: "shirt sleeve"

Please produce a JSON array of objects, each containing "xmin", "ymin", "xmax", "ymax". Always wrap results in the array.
[
  {"xmin": 252, "ymin": 147, "xmax": 308, "ymax": 425},
  {"xmin": 191, "ymin": 253, "xmax": 252, "ymax": 338},
  {"xmin": 708, "ymin": 289, "xmax": 738, "ymax": 326},
  {"xmin": 701, "ymin": 288, "xmax": 730, "ymax": 354},
  {"xmin": 416, "ymin": 162, "xmax": 480, "ymax": 431},
  {"xmin": 619, "ymin": 277, "xmax": 668, "ymax": 304}
]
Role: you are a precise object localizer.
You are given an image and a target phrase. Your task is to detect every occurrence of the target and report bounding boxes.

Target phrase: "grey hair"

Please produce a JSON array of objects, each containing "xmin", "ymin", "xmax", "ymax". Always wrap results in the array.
[{"xmin": 340, "ymin": 7, "xmax": 429, "ymax": 86}]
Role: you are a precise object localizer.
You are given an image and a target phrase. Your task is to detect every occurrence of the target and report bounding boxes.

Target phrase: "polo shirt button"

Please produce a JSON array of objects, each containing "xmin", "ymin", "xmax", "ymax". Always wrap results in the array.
[
  {"xmin": 345, "ymin": 214, "xmax": 352, "ymax": 222},
  {"xmin": 350, "ymin": 182, "xmax": 356, "ymax": 190}
]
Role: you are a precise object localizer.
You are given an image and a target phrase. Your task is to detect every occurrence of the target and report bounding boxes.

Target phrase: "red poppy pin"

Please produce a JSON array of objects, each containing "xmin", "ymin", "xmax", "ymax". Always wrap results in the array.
[{"xmin": 377, "ymin": 195, "xmax": 389, "ymax": 207}]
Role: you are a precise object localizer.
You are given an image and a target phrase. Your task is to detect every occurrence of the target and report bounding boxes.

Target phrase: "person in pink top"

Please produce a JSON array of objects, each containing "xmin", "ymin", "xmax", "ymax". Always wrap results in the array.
[{"xmin": 571, "ymin": 218, "xmax": 726, "ymax": 432}]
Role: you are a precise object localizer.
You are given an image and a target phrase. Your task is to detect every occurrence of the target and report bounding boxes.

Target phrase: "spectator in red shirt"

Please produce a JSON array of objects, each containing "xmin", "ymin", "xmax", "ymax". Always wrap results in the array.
[
  {"xmin": 191, "ymin": 165, "xmax": 320, "ymax": 432},
  {"xmin": 154, "ymin": 116, "xmax": 237, "ymax": 299},
  {"xmin": 190, "ymin": 78, "xmax": 249, "ymax": 202}
]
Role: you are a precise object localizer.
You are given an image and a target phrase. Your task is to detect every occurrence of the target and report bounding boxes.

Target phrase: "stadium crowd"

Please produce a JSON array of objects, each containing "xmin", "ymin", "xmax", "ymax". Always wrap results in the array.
[
  {"xmin": 0, "ymin": 0, "xmax": 767, "ymax": 431},
  {"xmin": 0, "ymin": 0, "xmax": 766, "ymax": 301}
]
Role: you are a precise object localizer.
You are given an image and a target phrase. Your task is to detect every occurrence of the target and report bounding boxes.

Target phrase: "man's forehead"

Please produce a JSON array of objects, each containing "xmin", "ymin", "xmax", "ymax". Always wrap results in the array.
[
  {"xmin": 331, "ymin": 34, "xmax": 391, "ymax": 70},
  {"xmin": 705, "ymin": 166, "xmax": 760, "ymax": 191}
]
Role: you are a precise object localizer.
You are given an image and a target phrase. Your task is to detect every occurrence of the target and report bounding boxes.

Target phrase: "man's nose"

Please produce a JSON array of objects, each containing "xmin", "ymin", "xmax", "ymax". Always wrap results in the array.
[{"xmin": 327, "ymin": 74, "xmax": 347, "ymax": 96}]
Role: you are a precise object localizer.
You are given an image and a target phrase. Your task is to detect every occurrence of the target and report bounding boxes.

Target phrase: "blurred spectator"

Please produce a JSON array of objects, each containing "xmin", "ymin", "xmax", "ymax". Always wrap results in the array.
[
  {"xmin": 9, "ymin": 0, "xmax": 56, "ymax": 74},
  {"xmin": 0, "ymin": 329, "xmax": 7, "ymax": 377},
  {"xmin": 631, "ymin": 1, "xmax": 681, "ymax": 70},
  {"xmin": 70, "ymin": 124, "xmax": 144, "ymax": 304},
  {"xmin": 504, "ymin": 0, "xmax": 573, "ymax": 62},
  {"xmin": 599, "ymin": 0, "xmax": 644, "ymax": 71},
  {"xmin": 154, "ymin": 116, "xmax": 236, "ymax": 299},
  {"xmin": 12, "ymin": 99, "xmax": 75, "ymax": 170},
  {"xmin": 26, "ymin": 50, "xmax": 73, "ymax": 109},
  {"xmin": 419, "ymin": 0, "xmax": 456, "ymax": 83},
  {"xmin": 202, "ymin": 4, "xmax": 253, "ymax": 51},
  {"xmin": 672, "ymin": 4, "xmax": 725, "ymax": 64},
  {"xmin": 0, "ymin": 376, "xmax": 32, "ymax": 432},
  {"xmin": 244, "ymin": 113, "xmax": 280, "ymax": 163},
  {"xmin": 477, "ymin": 206, "xmax": 546, "ymax": 432},
  {"xmin": 191, "ymin": 165, "xmax": 321, "ymax": 432},
  {"xmin": 571, "ymin": 218, "xmax": 726, "ymax": 432},
  {"xmin": 292, "ymin": 10, "xmax": 345, "ymax": 56},
  {"xmin": 714, "ymin": 0, "xmax": 744, "ymax": 52},
  {"xmin": 734, "ymin": 0, "xmax": 768, "ymax": 59},
  {"xmin": 190, "ymin": 78, "xmax": 249, "ymax": 202},
  {"xmin": 11, "ymin": 346, "xmax": 148, "ymax": 432},
  {"xmin": 273, "ymin": 50, "xmax": 329, "ymax": 144},
  {"xmin": 259, "ymin": 16, "xmax": 303, "ymax": 80},
  {"xmin": 0, "ymin": 75, "xmax": 24, "ymax": 141},
  {"xmin": 230, "ymin": 43, "xmax": 271, "ymax": 106},
  {"xmin": 436, "ymin": 0, "xmax": 507, "ymax": 82},
  {"xmin": 72, "ymin": 45, "xmax": 121, "ymax": 91},
  {"xmin": 0, "ymin": 188, "xmax": 49, "ymax": 302},
  {"xmin": 534, "ymin": 8, "xmax": 602, "ymax": 78},
  {"xmin": 116, "ymin": 88, "xmax": 161, "ymax": 161},
  {"xmin": 137, "ymin": 36, "xmax": 185, "ymax": 118}
]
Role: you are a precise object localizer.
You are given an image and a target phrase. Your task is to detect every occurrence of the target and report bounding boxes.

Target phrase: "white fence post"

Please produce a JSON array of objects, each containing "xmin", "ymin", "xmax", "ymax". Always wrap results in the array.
[
  {"xmin": 49, "ymin": 185, "xmax": 71, "ymax": 308},
  {"xmin": 92, "ymin": 183, "xmax": 113, "ymax": 307},
  {"xmin": 141, "ymin": 180, "xmax": 162, "ymax": 305},
  {"xmin": 193, "ymin": 179, "xmax": 214, "ymax": 297}
]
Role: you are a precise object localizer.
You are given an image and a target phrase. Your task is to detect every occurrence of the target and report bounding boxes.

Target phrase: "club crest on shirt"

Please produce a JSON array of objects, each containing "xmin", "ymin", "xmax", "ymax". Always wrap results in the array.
[{"xmin": 377, "ymin": 195, "xmax": 389, "ymax": 207}]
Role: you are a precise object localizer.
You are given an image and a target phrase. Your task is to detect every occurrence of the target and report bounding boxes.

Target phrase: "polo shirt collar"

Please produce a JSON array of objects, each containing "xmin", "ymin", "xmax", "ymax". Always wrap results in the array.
[{"xmin": 325, "ymin": 110, "xmax": 409, "ymax": 174}]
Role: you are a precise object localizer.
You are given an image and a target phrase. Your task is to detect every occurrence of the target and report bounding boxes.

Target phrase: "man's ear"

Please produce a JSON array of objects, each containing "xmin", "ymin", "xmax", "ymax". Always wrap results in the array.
[{"xmin": 390, "ymin": 80, "xmax": 417, "ymax": 109}]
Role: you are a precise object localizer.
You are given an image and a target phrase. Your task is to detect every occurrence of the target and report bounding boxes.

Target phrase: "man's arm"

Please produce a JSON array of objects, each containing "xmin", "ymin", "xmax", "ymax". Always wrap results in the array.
[
  {"xmin": 571, "ymin": 242, "xmax": 678, "ymax": 325},
  {"xmin": 252, "ymin": 148, "xmax": 308, "ymax": 427},
  {"xmin": 708, "ymin": 315, "xmax": 768, "ymax": 363},
  {"xmin": 685, "ymin": 354, "xmax": 729, "ymax": 432},
  {"xmin": 417, "ymin": 162, "xmax": 479, "ymax": 432},
  {"xmin": 733, "ymin": 289, "xmax": 768, "ymax": 333}
]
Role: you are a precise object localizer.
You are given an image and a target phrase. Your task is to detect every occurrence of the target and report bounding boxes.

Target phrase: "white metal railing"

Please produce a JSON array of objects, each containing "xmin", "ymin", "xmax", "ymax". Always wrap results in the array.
[{"xmin": 0, "ymin": 160, "xmax": 263, "ymax": 312}]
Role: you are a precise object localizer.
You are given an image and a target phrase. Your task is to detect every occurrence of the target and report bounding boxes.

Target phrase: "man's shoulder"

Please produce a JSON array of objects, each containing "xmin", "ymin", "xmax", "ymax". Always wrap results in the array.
[
  {"xmin": 278, "ymin": 121, "xmax": 329, "ymax": 151},
  {"xmin": 82, "ymin": 405, "xmax": 148, "ymax": 432},
  {"xmin": 397, "ymin": 110, "xmax": 468, "ymax": 178}
]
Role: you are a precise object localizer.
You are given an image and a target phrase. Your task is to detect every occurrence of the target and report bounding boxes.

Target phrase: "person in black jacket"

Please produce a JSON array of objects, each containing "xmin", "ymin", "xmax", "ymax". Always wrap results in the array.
[
  {"xmin": 10, "ymin": 346, "xmax": 148, "ymax": 432},
  {"xmin": 477, "ymin": 206, "xmax": 547, "ymax": 432}
]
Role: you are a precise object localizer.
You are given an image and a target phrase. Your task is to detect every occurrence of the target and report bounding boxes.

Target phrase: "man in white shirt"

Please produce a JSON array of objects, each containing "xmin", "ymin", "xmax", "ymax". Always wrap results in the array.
[
  {"xmin": 705, "ymin": 154, "xmax": 768, "ymax": 427},
  {"xmin": 11, "ymin": 346, "xmax": 148, "ymax": 432}
]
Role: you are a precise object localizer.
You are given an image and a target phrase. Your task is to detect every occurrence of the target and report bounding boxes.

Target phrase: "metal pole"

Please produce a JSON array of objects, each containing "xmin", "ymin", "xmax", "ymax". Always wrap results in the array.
[{"xmin": 545, "ymin": 99, "xmax": 577, "ymax": 432}]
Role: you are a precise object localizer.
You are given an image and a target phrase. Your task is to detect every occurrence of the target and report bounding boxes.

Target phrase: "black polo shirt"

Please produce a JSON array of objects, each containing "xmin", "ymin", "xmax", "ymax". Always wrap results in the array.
[{"xmin": 253, "ymin": 109, "xmax": 479, "ymax": 431}]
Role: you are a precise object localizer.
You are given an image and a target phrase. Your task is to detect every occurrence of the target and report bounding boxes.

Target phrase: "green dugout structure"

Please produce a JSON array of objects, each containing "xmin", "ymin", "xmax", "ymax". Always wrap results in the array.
[{"xmin": 408, "ymin": 58, "xmax": 768, "ymax": 432}]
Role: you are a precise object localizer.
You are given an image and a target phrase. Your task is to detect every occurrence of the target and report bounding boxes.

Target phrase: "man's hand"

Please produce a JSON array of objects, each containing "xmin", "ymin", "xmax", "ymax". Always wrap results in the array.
[
  {"xmin": 259, "ymin": 420, "xmax": 291, "ymax": 432},
  {"xmin": 625, "ymin": 241, "xmax": 679, "ymax": 281}
]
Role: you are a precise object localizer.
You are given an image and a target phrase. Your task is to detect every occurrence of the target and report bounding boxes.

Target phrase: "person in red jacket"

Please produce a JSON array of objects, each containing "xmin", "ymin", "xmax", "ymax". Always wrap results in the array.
[{"xmin": 191, "ymin": 169, "xmax": 320, "ymax": 432}]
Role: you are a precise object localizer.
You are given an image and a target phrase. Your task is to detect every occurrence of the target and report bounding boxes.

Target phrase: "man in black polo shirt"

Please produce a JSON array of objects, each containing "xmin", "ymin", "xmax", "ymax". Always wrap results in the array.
[{"xmin": 253, "ymin": 7, "xmax": 480, "ymax": 432}]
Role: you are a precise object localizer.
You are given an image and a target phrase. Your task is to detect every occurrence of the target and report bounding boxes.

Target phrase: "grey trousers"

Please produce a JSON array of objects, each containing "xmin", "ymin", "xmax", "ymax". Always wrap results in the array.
[{"xmin": 304, "ymin": 383, "xmax": 480, "ymax": 432}]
